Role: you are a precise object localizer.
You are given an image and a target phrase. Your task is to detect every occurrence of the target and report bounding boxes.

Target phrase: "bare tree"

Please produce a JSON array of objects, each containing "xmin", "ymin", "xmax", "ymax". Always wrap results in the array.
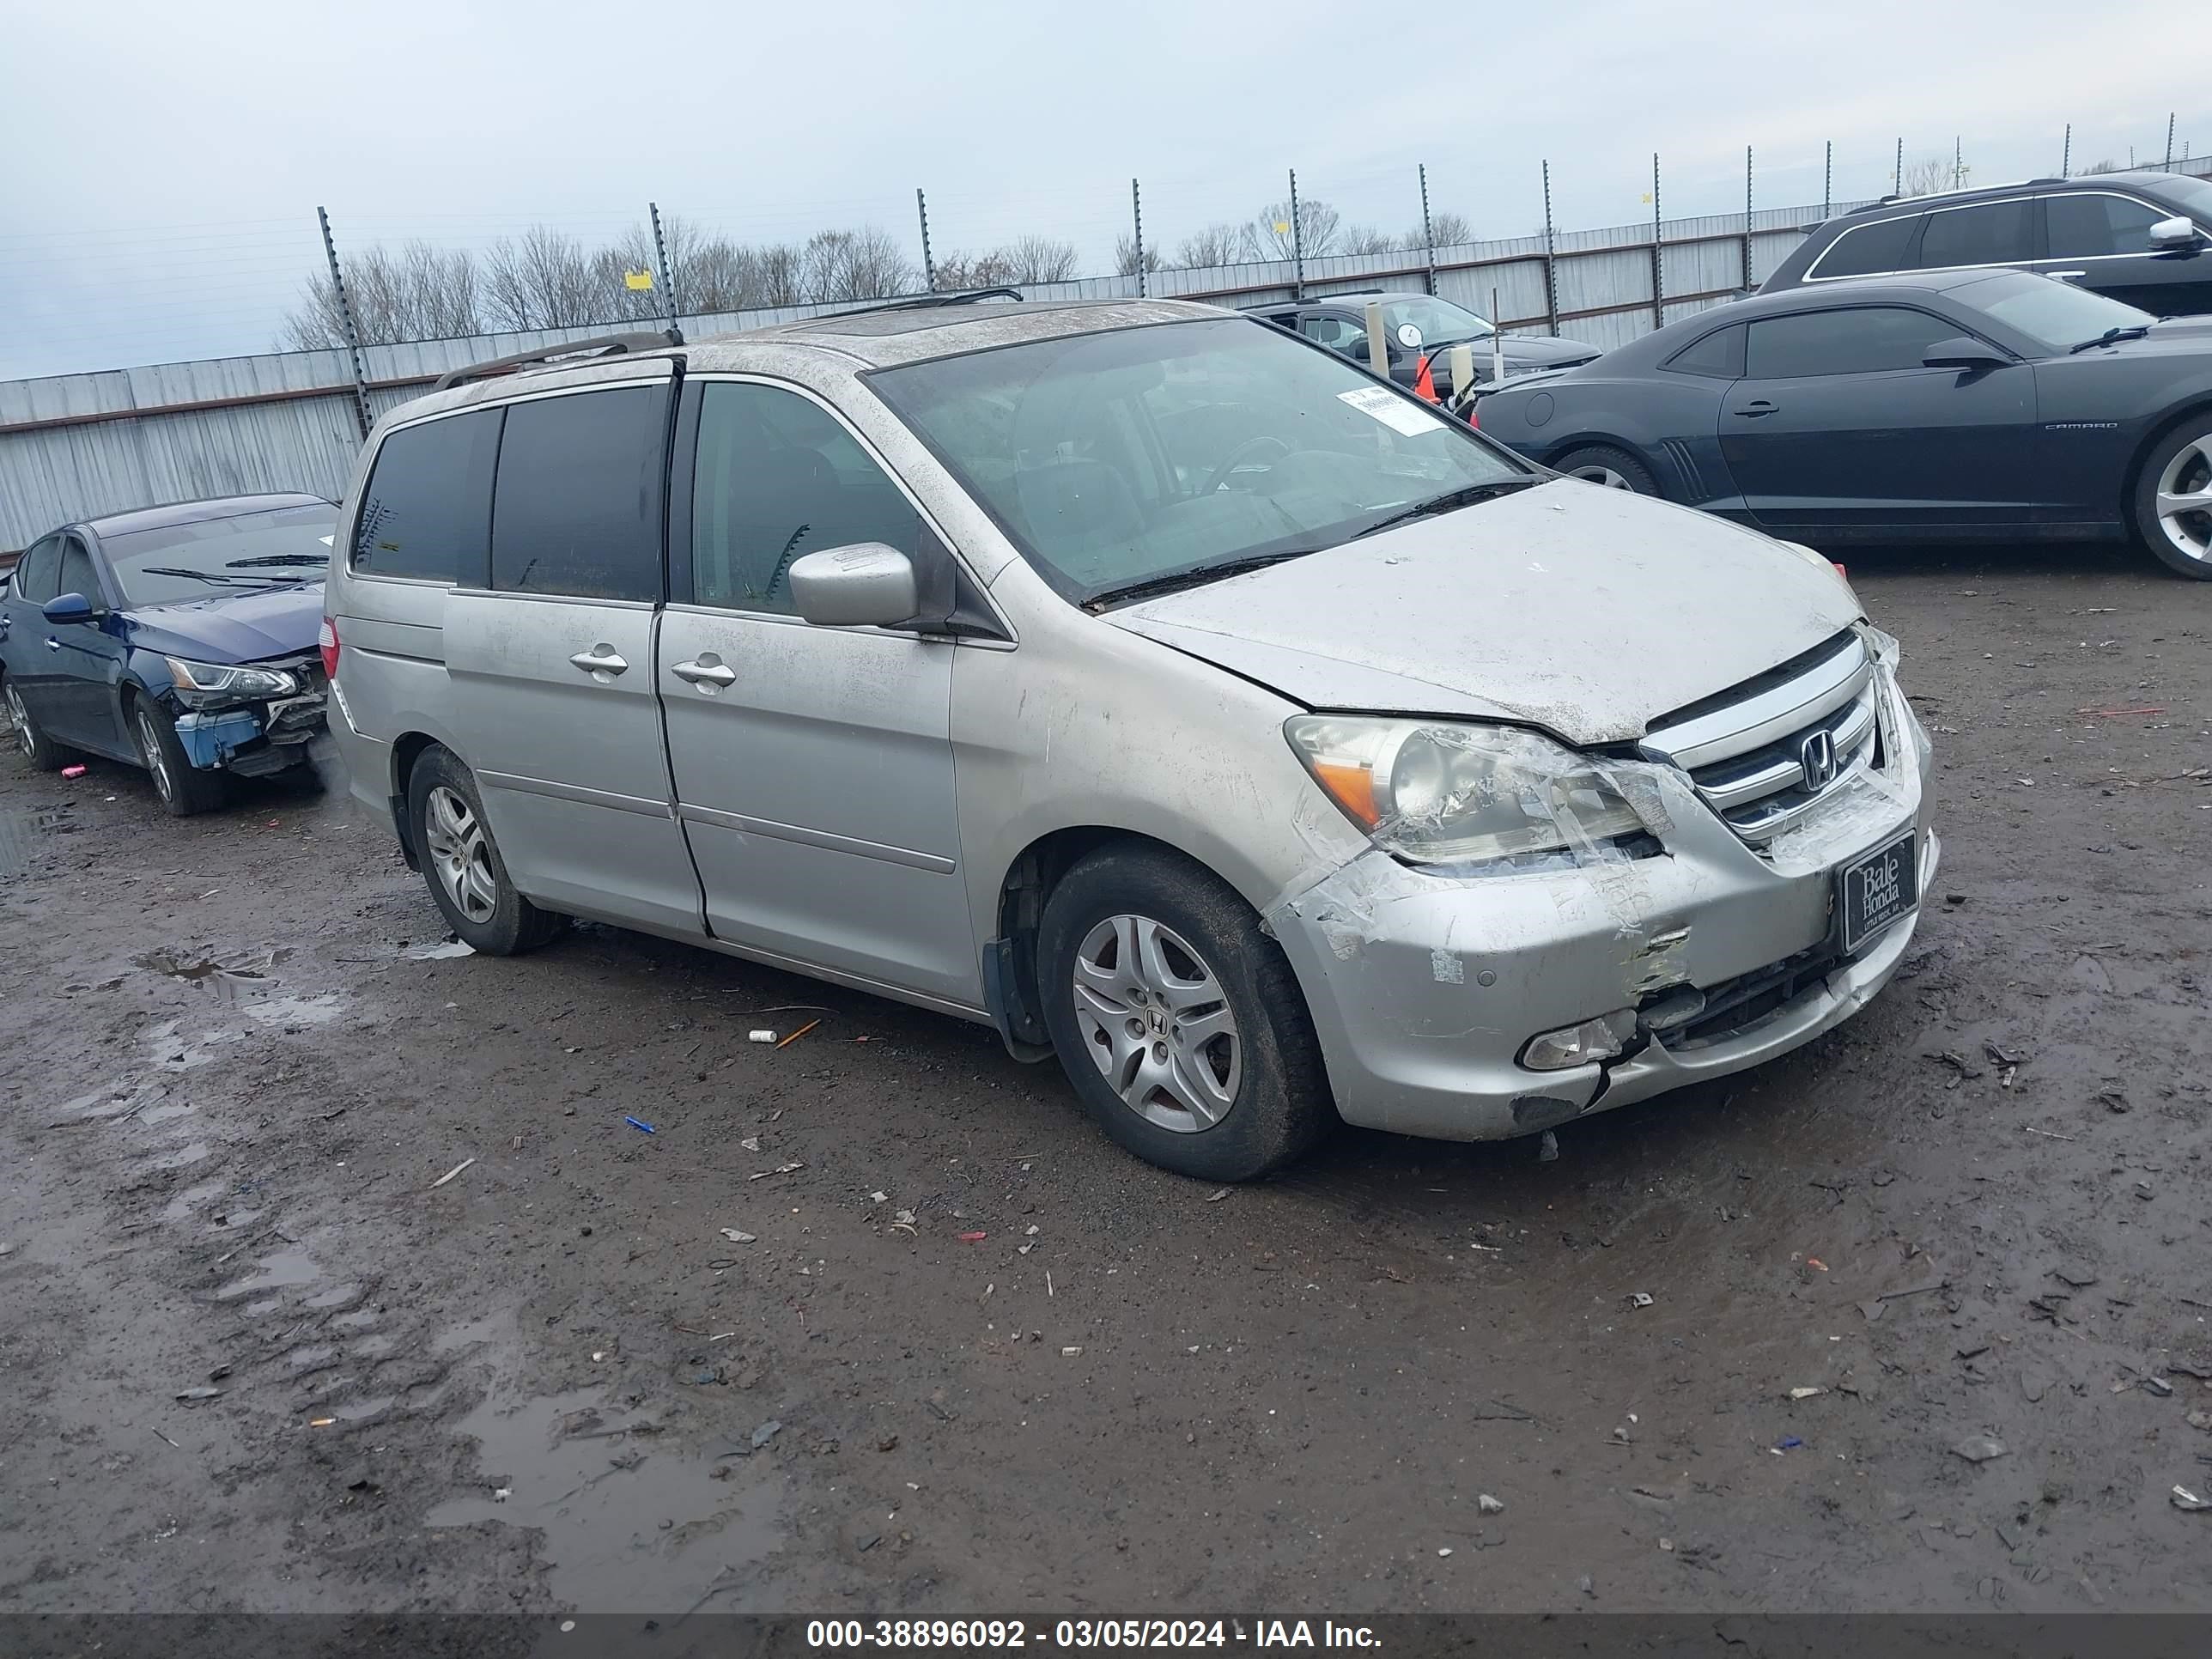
[
  {"xmin": 750, "ymin": 243, "xmax": 807, "ymax": 307},
  {"xmin": 1248, "ymin": 197, "xmax": 1341, "ymax": 260},
  {"xmin": 1409, "ymin": 210, "xmax": 1474, "ymax": 250},
  {"xmin": 2079, "ymin": 156, "xmax": 2128, "ymax": 175},
  {"xmin": 283, "ymin": 240, "xmax": 483, "ymax": 348},
  {"xmin": 1896, "ymin": 153, "xmax": 1967, "ymax": 197},
  {"xmin": 1340, "ymin": 224, "xmax": 1397, "ymax": 256},
  {"xmin": 482, "ymin": 226, "xmax": 603, "ymax": 330},
  {"xmin": 933, "ymin": 248, "xmax": 1018, "ymax": 291},
  {"xmin": 1115, "ymin": 232, "xmax": 1163, "ymax": 276},
  {"xmin": 1173, "ymin": 223, "xmax": 1245, "ymax": 267},
  {"xmin": 799, "ymin": 227, "xmax": 917, "ymax": 303},
  {"xmin": 1000, "ymin": 234, "xmax": 1080, "ymax": 283}
]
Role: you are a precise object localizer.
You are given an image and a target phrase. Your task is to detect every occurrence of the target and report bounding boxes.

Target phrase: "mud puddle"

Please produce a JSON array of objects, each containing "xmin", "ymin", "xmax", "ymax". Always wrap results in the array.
[
  {"xmin": 213, "ymin": 1243, "xmax": 320, "ymax": 1300},
  {"xmin": 428, "ymin": 1389, "xmax": 781, "ymax": 1613}
]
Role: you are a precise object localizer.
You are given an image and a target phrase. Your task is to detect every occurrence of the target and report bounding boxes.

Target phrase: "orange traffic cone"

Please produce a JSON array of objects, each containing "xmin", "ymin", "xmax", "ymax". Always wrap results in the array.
[{"xmin": 1413, "ymin": 354, "xmax": 1438, "ymax": 403}]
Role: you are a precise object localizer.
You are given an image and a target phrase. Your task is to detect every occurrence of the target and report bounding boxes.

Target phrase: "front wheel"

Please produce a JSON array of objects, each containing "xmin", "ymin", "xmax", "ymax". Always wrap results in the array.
[
  {"xmin": 1552, "ymin": 443, "xmax": 1659, "ymax": 495},
  {"xmin": 131, "ymin": 699, "xmax": 228, "ymax": 817},
  {"xmin": 405, "ymin": 745, "xmax": 565, "ymax": 955},
  {"xmin": 1036, "ymin": 845, "xmax": 1334, "ymax": 1182},
  {"xmin": 2132, "ymin": 420, "xmax": 2212, "ymax": 579}
]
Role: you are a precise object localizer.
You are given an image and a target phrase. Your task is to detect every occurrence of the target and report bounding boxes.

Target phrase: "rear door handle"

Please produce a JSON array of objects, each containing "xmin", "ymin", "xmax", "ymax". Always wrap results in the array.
[
  {"xmin": 1733, "ymin": 399, "xmax": 1778, "ymax": 417},
  {"xmin": 672, "ymin": 657, "xmax": 738, "ymax": 689},
  {"xmin": 568, "ymin": 646, "xmax": 629, "ymax": 677}
]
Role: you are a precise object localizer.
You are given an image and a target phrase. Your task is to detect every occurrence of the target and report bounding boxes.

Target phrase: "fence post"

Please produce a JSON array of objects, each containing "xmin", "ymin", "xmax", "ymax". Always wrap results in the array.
[
  {"xmin": 648, "ymin": 201, "xmax": 679, "ymax": 330},
  {"xmin": 1650, "ymin": 153, "xmax": 1663, "ymax": 331},
  {"xmin": 316, "ymin": 207, "xmax": 373, "ymax": 443},
  {"xmin": 1419, "ymin": 163, "xmax": 1437, "ymax": 297},
  {"xmin": 1540, "ymin": 160, "xmax": 1559, "ymax": 337},
  {"xmin": 2062, "ymin": 123, "xmax": 2071, "ymax": 178},
  {"xmin": 2166, "ymin": 112, "xmax": 2177, "ymax": 170},
  {"xmin": 1741, "ymin": 147, "xmax": 1753, "ymax": 293},
  {"xmin": 1894, "ymin": 136, "xmax": 1904, "ymax": 194},
  {"xmin": 1288, "ymin": 168, "xmax": 1306, "ymax": 300},
  {"xmin": 915, "ymin": 188, "xmax": 937, "ymax": 292},
  {"xmin": 1953, "ymin": 136, "xmax": 1963, "ymax": 190},
  {"xmin": 1130, "ymin": 179, "xmax": 1146, "ymax": 299},
  {"xmin": 1823, "ymin": 140, "xmax": 1832, "ymax": 217}
]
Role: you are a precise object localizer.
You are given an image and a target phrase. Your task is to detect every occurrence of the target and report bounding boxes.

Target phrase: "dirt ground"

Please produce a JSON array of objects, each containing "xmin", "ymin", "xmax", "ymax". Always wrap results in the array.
[{"xmin": 2, "ymin": 541, "xmax": 2209, "ymax": 1631}]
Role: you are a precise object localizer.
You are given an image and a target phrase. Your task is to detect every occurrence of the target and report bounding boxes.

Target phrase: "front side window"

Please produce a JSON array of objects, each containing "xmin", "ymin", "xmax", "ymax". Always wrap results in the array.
[
  {"xmin": 490, "ymin": 386, "xmax": 665, "ymax": 601},
  {"xmin": 354, "ymin": 410, "xmax": 499, "ymax": 583},
  {"xmin": 11, "ymin": 536, "xmax": 63, "ymax": 605},
  {"xmin": 1746, "ymin": 307, "xmax": 1958, "ymax": 379},
  {"xmin": 106, "ymin": 504, "xmax": 339, "ymax": 607},
  {"xmin": 689, "ymin": 382, "xmax": 924, "ymax": 615},
  {"xmin": 2045, "ymin": 193, "xmax": 2164, "ymax": 258},
  {"xmin": 1914, "ymin": 200, "xmax": 2034, "ymax": 270},
  {"xmin": 869, "ymin": 316, "xmax": 1530, "ymax": 604},
  {"xmin": 56, "ymin": 540, "xmax": 101, "ymax": 607},
  {"xmin": 1812, "ymin": 215, "xmax": 1920, "ymax": 278},
  {"xmin": 1299, "ymin": 315, "xmax": 1372, "ymax": 357}
]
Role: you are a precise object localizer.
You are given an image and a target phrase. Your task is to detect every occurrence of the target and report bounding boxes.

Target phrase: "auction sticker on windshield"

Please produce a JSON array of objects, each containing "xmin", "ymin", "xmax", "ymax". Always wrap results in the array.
[{"xmin": 1336, "ymin": 386, "xmax": 1446, "ymax": 436}]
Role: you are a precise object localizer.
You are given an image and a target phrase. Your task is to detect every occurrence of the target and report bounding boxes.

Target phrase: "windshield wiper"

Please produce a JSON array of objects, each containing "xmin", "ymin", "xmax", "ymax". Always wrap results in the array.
[
  {"xmin": 2069, "ymin": 325, "xmax": 2152, "ymax": 353},
  {"xmin": 1085, "ymin": 550, "xmax": 1321, "ymax": 610},
  {"xmin": 226, "ymin": 554, "xmax": 329, "ymax": 568},
  {"xmin": 1349, "ymin": 478, "xmax": 1539, "ymax": 540},
  {"xmin": 137, "ymin": 567, "xmax": 312, "ymax": 586}
]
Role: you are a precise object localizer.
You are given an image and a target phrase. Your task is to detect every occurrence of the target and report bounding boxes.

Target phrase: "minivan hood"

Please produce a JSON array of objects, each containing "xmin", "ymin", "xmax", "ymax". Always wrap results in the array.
[
  {"xmin": 1106, "ymin": 481, "xmax": 1859, "ymax": 745},
  {"xmin": 120, "ymin": 581, "xmax": 324, "ymax": 665}
]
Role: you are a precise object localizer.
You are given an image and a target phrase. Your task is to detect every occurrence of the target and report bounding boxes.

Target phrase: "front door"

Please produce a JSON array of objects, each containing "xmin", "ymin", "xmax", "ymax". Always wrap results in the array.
[
  {"xmin": 438, "ymin": 374, "xmax": 702, "ymax": 935},
  {"xmin": 2039, "ymin": 189, "xmax": 2212, "ymax": 318},
  {"xmin": 1720, "ymin": 305, "xmax": 2042, "ymax": 532},
  {"xmin": 659, "ymin": 378, "xmax": 975, "ymax": 1006}
]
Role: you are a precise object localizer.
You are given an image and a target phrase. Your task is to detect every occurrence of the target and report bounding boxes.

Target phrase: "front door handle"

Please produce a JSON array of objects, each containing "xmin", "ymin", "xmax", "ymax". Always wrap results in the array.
[
  {"xmin": 1733, "ymin": 399, "xmax": 1778, "ymax": 417},
  {"xmin": 46, "ymin": 636, "xmax": 63, "ymax": 651},
  {"xmin": 672, "ymin": 657, "xmax": 738, "ymax": 689},
  {"xmin": 2047, "ymin": 269, "xmax": 2086, "ymax": 281},
  {"xmin": 568, "ymin": 646, "xmax": 629, "ymax": 677}
]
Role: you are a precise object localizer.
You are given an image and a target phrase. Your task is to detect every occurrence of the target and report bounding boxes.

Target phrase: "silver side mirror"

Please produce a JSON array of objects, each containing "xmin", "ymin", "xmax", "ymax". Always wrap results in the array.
[
  {"xmin": 2149, "ymin": 215, "xmax": 2201, "ymax": 251},
  {"xmin": 788, "ymin": 543, "xmax": 919, "ymax": 629}
]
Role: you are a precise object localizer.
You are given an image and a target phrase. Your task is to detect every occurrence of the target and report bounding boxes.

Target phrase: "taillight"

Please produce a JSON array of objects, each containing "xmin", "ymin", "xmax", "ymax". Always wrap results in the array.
[{"xmin": 319, "ymin": 617, "xmax": 340, "ymax": 681}]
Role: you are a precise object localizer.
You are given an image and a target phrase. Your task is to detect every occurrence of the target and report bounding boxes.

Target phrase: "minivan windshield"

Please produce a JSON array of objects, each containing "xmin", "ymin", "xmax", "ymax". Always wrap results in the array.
[
  {"xmin": 105, "ymin": 503, "xmax": 338, "ymax": 607},
  {"xmin": 1954, "ymin": 270, "xmax": 2158, "ymax": 353},
  {"xmin": 869, "ymin": 317, "xmax": 1530, "ymax": 605}
]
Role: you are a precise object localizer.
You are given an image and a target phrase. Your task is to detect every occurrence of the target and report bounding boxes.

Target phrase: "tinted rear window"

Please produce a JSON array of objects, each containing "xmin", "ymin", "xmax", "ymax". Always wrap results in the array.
[
  {"xmin": 1664, "ymin": 323, "xmax": 1746, "ymax": 378},
  {"xmin": 354, "ymin": 410, "xmax": 500, "ymax": 583},
  {"xmin": 1915, "ymin": 200, "xmax": 2033, "ymax": 269},
  {"xmin": 1813, "ymin": 215, "xmax": 1919, "ymax": 278},
  {"xmin": 490, "ymin": 387, "xmax": 666, "ymax": 601}
]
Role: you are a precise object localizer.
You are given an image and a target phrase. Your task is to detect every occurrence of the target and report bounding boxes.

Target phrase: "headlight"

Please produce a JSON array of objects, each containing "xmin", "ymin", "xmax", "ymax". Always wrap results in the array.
[
  {"xmin": 165, "ymin": 656, "xmax": 298, "ymax": 703},
  {"xmin": 1285, "ymin": 715, "xmax": 1648, "ymax": 866}
]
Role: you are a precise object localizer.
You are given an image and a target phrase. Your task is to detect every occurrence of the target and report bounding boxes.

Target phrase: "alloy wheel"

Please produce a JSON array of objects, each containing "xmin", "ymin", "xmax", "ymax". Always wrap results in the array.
[
  {"xmin": 1071, "ymin": 914, "xmax": 1242, "ymax": 1133},
  {"xmin": 1571, "ymin": 464, "xmax": 1632, "ymax": 489},
  {"xmin": 422, "ymin": 784, "xmax": 498, "ymax": 925},
  {"xmin": 5, "ymin": 684, "xmax": 33, "ymax": 758},
  {"xmin": 2154, "ymin": 433, "xmax": 2212, "ymax": 564},
  {"xmin": 133, "ymin": 709, "xmax": 174, "ymax": 804}
]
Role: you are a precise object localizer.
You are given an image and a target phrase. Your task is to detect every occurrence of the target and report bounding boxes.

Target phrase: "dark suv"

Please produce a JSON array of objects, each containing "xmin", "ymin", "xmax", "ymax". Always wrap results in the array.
[
  {"xmin": 1761, "ymin": 170, "xmax": 2212, "ymax": 316},
  {"xmin": 1245, "ymin": 291, "xmax": 1599, "ymax": 401}
]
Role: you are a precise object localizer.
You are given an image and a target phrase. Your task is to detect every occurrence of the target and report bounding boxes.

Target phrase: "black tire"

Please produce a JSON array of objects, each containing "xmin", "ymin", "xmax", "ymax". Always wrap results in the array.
[
  {"xmin": 128, "ymin": 696, "xmax": 228, "ymax": 817},
  {"xmin": 4, "ymin": 674, "xmax": 85, "ymax": 772},
  {"xmin": 404, "ymin": 745, "xmax": 564, "ymax": 955},
  {"xmin": 2130, "ymin": 417, "xmax": 2212, "ymax": 580},
  {"xmin": 1036, "ymin": 844, "xmax": 1334, "ymax": 1182},
  {"xmin": 1553, "ymin": 443, "xmax": 1660, "ymax": 496}
]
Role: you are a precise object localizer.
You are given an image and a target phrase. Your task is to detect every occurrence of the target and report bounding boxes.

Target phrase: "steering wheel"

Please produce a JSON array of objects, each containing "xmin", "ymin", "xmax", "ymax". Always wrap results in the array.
[{"xmin": 1200, "ymin": 434, "xmax": 1292, "ymax": 497}]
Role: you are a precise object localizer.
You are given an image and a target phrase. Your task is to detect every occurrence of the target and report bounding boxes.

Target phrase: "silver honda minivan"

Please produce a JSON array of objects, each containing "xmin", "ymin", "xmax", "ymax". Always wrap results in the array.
[{"xmin": 325, "ymin": 298, "xmax": 1937, "ymax": 1181}]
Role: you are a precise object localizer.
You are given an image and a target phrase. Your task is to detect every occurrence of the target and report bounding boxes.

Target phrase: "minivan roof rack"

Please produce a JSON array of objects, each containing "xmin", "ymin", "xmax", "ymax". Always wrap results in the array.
[
  {"xmin": 431, "ymin": 329, "xmax": 683, "ymax": 392},
  {"xmin": 815, "ymin": 286, "xmax": 1025, "ymax": 321}
]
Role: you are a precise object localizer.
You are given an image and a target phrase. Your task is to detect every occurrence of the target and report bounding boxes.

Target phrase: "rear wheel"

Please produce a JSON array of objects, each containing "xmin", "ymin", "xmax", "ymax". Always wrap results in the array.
[
  {"xmin": 1553, "ymin": 444, "xmax": 1659, "ymax": 495},
  {"xmin": 130, "ymin": 698, "xmax": 228, "ymax": 817},
  {"xmin": 405, "ymin": 745, "xmax": 564, "ymax": 955},
  {"xmin": 4, "ymin": 677, "xmax": 82, "ymax": 772},
  {"xmin": 1036, "ymin": 844, "xmax": 1333, "ymax": 1182},
  {"xmin": 2132, "ymin": 418, "xmax": 2212, "ymax": 579}
]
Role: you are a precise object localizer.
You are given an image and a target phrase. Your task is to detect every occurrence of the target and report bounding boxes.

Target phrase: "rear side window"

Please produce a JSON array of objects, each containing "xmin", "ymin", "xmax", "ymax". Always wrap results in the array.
[
  {"xmin": 353, "ymin": 410, "xmax": 500, "ymax": 583},
  {"xmin": 1746, "ymin": 307, "xmax": 1955, "ymax": 378},
  {"xmin": 491, "ymin": 386, "xmax": 667, "ymax": 602},
  {"xmin": 2045, "ymin": 193, "xmax": 2165, "ymax": 258},
  {"xmin": 1915, "ymin": 200, "xmax": 2033, "ymax": 270},
  {"xmin": 1812, "ymin": 215, "xmax": 1919, "ymax": 278},
  {"xmin": 11, "ymin": 536, "xmax": 62, "ymax": 605},
  {"xmin": 1663, "ymin": 323, "xmax": 1746, "ymax": 378}
]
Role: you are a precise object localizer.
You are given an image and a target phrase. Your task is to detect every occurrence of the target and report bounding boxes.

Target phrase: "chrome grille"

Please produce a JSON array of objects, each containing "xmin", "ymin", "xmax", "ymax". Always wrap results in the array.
[{"xmin": 1641, "ymin": 632, "xmax": 1877, "ymax": 844}]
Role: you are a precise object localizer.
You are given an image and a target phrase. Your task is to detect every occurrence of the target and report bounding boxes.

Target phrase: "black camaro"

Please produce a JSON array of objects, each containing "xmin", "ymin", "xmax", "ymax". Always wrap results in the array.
[{"xmin": 1472, "ymin": 269, "xmax": 2212, "ymax": 578}]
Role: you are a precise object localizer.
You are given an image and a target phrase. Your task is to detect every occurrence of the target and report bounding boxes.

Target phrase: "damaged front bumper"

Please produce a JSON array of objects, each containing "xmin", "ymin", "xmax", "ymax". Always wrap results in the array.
[
  {"xmin": 173, "ymin": 688, "xmax": 326, "ymax": 776},
  {"xmin": 1266, "ymin": 652, "xmax": 1936, "ymax": 1142}
]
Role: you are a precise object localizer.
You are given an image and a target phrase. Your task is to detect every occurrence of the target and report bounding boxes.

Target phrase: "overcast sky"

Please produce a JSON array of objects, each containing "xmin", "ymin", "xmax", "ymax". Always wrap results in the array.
[{"xmin": 2, "ymin": 0, "xmax": 2206, "ymax": 380}]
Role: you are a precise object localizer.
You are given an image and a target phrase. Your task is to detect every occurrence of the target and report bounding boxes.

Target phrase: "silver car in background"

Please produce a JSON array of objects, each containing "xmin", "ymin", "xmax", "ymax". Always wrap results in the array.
[{"xmin": 323, "ymin": 298, "xmax": 1936, "ymax": 1181}]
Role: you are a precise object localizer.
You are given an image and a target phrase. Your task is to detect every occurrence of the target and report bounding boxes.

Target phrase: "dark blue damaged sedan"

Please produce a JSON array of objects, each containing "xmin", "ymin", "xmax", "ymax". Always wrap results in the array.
[{"xmin": 0, "ymin": 493, "xmax": 337, "ymax": 815}]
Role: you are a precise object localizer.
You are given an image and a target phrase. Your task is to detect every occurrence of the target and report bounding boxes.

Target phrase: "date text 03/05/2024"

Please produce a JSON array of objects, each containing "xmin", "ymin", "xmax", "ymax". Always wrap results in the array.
[{"xmin": 806, "ymin": 1619, "xmax": 1383, "ymax": 1649}]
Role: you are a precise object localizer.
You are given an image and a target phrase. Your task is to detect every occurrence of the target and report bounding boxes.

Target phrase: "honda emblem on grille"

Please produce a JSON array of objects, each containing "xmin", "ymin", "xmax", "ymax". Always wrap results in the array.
[{"xmin": 1799, "ymin": 729, "xmax": 1838, "ymax": 790}]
